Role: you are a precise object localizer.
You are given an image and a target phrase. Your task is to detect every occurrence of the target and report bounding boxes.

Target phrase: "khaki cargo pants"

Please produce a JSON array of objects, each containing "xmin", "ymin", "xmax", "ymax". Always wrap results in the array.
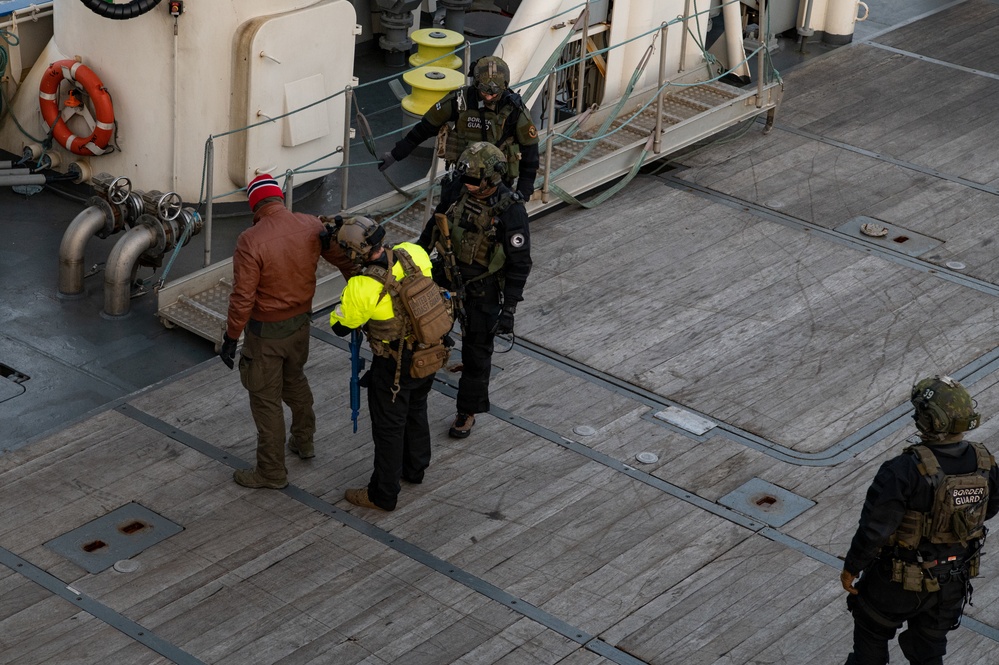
[{"xmin": 238, "ymin": 315, "xmax": 314, "ymax": 482}]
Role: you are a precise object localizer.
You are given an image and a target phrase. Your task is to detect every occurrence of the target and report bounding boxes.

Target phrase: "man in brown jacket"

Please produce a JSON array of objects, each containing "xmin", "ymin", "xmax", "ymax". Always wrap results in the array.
[{"xmin": 220, "ymin": 174, "xmax": 355, "ymax": 489}]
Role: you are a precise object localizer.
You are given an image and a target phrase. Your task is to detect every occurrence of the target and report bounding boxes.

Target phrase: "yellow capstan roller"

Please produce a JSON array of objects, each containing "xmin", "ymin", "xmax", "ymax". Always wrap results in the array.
[
  {"xmin": 401, "ymin": 66, "xmax": 464, "ymax": 117},
  {"xmin": 408, "ymin": 29, "xmax": 464, "ymax": 70}
]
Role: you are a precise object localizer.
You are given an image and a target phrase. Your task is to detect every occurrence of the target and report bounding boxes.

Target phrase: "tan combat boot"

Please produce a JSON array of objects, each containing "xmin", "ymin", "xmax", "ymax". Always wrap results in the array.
[
  {"xmin": 288, "ymin": 435, "xmax": 315, "ymax": 460},
  {"xmin": 344, "ymin": 487, "xmax": 390, "ymax": 511},
  {"xmin": 233, "ymin": 468, "xmax": 288, "ymax": 489}
]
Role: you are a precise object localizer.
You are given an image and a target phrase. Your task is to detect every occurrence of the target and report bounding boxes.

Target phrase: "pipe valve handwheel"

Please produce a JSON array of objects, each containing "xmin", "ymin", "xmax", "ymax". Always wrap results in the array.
[
  {"xmin": 156, "ymin": 192, "xmax": 183, "ymax": 222},
  {"xmin": 108, "ymin": 176, "xmax": 132, "ymax": 205}
]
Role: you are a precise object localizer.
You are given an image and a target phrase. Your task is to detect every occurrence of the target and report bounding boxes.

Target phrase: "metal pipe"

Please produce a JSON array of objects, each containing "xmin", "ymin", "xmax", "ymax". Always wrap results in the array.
[
  {"xmin": 58, "ymin": 206, "xmax": 109, "ymax": 296},
  {"xmin": 541, "ymin": 70, "xmax": 557, "ymax": 205},
  {"xmin": 575, "ymin": 3, "xmax": 589, "ymax": 116},
  {"xmin": 679, "ymin": 0, "xmax": 692, "ymax": 72},
  {"xmin": 104, "ymin": 224, "xmax": 158, "ymax": 317},
  {"xmin": 723, "ymin": 0, "xmax": 751, "ymax": 81},
  {"xmin": 757, "ymin": 0, "xmax": 767, "ymax": 106},
  {"xmin": 341, "ymin": 86, "xmax": 353, "ymax": 212},
  {"xmin": 797, "ymin": 0, "xmax": 816, "ymax": 52},
  {"xmin": 284, "ymin": 169, "xmax": 295, "ymax": 212},
  {"xmin": 204, "ymin": 138, "xmax": 214, "ymax": 267},
  {"xmin": 654, "ymin": 23, "xmax": 668, "ymax": 154},
  {"xmin": 0, "ymin": 174, "xmax": 45, "ymax": 186},
  {"xmin": 425, "ymin": 135, "xmax": 440, "ymax": 221}
]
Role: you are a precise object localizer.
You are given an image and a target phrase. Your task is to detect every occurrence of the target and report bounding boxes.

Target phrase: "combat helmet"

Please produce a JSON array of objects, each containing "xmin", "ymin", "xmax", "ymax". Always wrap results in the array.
[
  {"xmin": 457, "ymin": 142, "xmax": 507, "ymax": 187},
  {"xmin": 910, "ymin": 375, "xmax": 981, "ymax": 438},
  {"xmin": 335, "ymin": 216, "xmax": 385, "ymax": 264},
  {"xmin": 471, "ymin": 56, "xmax": 510, "ymax": 96}
]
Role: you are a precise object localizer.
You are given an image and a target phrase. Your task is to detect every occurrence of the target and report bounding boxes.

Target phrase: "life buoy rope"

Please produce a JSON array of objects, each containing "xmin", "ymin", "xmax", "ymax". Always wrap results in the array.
[{"xmin": 38, "ymin": 59, "xmax": 115, "ymax": 157}]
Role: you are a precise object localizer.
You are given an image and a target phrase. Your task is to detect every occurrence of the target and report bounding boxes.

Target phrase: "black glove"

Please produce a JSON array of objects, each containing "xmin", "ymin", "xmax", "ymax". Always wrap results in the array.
[
  {"xmin": 331, "ymin": 321, "xmax": 352, "ymax": 337},
  {"xmin": 494, "ymin": 305, "xmax": 516, "ymax": 335},
  {"xmin": 378, "ymin": 151, "xmax": 396, "ymax": 172},
  {"xmin": 442, "ymin": 334, "xmax": 455, "ymax": 348},
  {"xmin": 219, "ymin": 333, "xmax": 237, "ymax": 370}
]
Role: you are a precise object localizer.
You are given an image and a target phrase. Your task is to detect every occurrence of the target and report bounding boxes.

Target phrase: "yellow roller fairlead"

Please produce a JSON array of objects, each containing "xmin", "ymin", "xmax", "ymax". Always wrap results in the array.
[
  {"xmin": 409, "ymin": 28, "xmax": 464, "ymax": 70},
  {"xmin": 401, "ymin": 66, "xmax": 465, "ymax": 116}
]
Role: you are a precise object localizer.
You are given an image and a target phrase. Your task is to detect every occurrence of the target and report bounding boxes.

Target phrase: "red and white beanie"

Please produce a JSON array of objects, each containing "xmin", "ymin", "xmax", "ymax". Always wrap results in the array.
[{"xmin": 247, "ymin": 174, "xmax": 284, "ymax": 210}]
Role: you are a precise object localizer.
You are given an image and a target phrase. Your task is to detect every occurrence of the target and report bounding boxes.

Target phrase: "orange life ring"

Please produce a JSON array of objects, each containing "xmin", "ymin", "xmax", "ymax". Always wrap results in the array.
[{"xmin": 38, "ymin": 59, "xmax": 115, "ymax": 156}]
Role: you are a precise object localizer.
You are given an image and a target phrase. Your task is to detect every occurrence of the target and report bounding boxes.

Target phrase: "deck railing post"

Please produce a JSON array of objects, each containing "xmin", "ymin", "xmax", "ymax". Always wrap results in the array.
[
  {"xmin": 575, "ymin": 3, "xmax": 589, "ymax": 116},
  {"xmin": 679, "ymin": 0, "xmax": 691, "ymax": 72},
  {"xmin": 654, "ymin": 23, "xmax": 668, "ymax": 154},
  {"xmin": 204, "ymin": 137, "xmax": 214, "ymax": 267},
  {"xmin": 756, "ymin": 0, "xmax": 767, "ymax": 107},
  {"xmin": 542, "ymin": 70, "xmax": 557, "ymax": 204},
  {"xmin": 341, "ymin": 86, "xmax": 353, "ymax": 212}
]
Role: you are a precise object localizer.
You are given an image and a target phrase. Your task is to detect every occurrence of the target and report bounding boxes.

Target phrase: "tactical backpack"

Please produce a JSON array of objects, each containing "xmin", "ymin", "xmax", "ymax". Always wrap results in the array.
[
  {"xmin": 377, "ymin": 247, "xmax": 454, "ymax": 380},
  {"xmin": 382, "ymin": 248, "xmax": 453, "ymax": 344}
]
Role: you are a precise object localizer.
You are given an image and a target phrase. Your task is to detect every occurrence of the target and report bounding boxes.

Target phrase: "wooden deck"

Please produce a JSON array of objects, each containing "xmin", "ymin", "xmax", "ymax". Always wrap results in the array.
[{"xmin": 7, "ymin": 1, "xmax": 999, "ymax": 663}]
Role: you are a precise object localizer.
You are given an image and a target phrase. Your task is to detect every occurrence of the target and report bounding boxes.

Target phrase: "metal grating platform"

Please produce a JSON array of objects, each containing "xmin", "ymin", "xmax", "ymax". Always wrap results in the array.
[
  {"xmin": 44, "ymin": 502, "xmax": 183, "ymax": 574},
  {"xmin": 717, "ymin": 478, "xmax": 815, "ymax": 527}
]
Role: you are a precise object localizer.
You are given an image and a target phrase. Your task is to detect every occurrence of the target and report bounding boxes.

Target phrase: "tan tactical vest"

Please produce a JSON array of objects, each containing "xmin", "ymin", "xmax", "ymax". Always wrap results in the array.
[
  {"xmin": 450, "ymin": 191, "xmax": 515, "ymax": 276},
  {"xmin": 891, "ymin": 443, "xmax": 993, "ymax": 549}
]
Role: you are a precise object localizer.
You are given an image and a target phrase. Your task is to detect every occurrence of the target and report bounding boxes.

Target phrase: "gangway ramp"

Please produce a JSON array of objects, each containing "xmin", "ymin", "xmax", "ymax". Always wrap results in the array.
[{"xmin": 157, "ymin": 78, "xmax": 781, "ymax": 344}]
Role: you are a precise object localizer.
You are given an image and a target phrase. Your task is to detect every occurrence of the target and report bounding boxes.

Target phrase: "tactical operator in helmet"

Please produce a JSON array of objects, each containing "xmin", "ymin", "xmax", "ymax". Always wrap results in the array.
[
  {"xmin": 379, "ymin": 55, "xmax": 540, "ymax": 202},
  {"xmin": 329, "ymin": 216, "xmax": 449, "ymax": 511},
  {"xmin": 418, "ymin": 142, "xmax": 532, "ymax": 439},
  {"xmin": 841, "ymin": 375, "xmax": 999, "ymax": 665}
]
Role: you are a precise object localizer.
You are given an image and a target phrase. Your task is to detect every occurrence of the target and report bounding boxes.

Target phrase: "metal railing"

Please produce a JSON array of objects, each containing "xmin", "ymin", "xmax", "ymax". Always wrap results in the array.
[{"xmin": 195, "ymin": 0, "xmax": 778, "ymax": 264}]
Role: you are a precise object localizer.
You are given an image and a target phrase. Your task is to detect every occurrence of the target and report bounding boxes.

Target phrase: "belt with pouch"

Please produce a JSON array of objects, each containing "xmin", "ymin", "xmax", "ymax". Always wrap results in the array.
[{"xmin": 246, "ymin": 312, "xmax": 310, "ymax": 339}]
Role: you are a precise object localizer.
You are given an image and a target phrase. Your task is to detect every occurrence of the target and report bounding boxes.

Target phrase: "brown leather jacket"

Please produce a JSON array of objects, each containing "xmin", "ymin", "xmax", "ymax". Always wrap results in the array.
[{"xmin": 226, "ymin": 201, "xmax": 355, "ymax": 338}]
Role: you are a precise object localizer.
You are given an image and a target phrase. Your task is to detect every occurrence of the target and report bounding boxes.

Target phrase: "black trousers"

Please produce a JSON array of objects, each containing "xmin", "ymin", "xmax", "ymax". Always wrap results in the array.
[
  {"xmin": 846, "ymin": 560, "xmax": 967, "ymax": 665},
  {"xmin": 456, "ymin": 276, "xmax": 501, "ymax": 416},
  {"xmin": 365, "ymin": 353, "xmax": 434, "ymax": 510}
]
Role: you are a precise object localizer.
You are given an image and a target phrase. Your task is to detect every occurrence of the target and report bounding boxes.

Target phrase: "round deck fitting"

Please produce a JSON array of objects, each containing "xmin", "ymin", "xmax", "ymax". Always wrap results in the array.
[
  {"xmin": 401, "ymin": 66, "xmax": 465, "ymax": 116},
  {"xmin": 409, "ymin": 29, "xmax": 464, "ymax": 70}
]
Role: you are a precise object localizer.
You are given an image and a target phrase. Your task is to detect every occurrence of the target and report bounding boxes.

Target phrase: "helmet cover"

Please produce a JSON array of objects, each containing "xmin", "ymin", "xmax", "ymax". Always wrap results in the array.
[
  {"xmin": 910, "ymin": 375, "xmax": 980, "ymax": 436},
  {"xmin": 457, "ymin": 141, "xmax": 507, "ymax": 187},
  {"xmin": 472, "ymin": 56, "xmax": 510, "ymax": 95},
  {"xmin": 335, "ymin": 216, "xmax": 385, "ymax": 263}
]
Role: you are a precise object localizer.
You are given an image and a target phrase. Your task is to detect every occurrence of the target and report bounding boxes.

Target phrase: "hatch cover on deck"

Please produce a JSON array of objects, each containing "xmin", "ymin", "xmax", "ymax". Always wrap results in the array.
[
  {"xmin": 718, "ymin": 478, "xmax": 814, "ymax": 527},
  {"xmin": 44, "ymin": 502, "xmax": 183, "ymax": 573},
  {"xmin": 838, "ymin": 217, "xmax": 942, "ymax": 257}
]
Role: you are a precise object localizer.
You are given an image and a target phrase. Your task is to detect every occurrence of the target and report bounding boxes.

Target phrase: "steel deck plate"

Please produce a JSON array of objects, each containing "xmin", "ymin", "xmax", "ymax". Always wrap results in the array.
[
  {"xmin": 44, "ymin": 502, "xmax": 183, "ymax": 574},
  {"xmin": 718, "ymin": 478, "xmax": 816, "ymax": 527}
]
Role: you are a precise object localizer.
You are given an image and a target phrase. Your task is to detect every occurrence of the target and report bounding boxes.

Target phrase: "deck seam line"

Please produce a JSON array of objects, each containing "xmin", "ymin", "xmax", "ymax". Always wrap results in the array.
[
  {"xmin": 864, "ymin": 41, "xmax": 999, "ymax": 83},
  {"xmin": 115, "ymin": 403, "xmax": 648, "ymax": 665},
  {"xmin": 660, "ymin": 174, "xmax": 999, "ymax": 298},
  {"xmin": 857, "ymin": 0, "xmax": 970, "ymax": 44},
  {"xmin": 0, "ymin": 546, "xmax": 206, "ymax": 665},
  {"xmin": 770, "ymin": 122, "xmax": 999, "ymax": 199},
  {"xmin": 116, "ymin": 400, "xmax": 999, "ymax": 649}
]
